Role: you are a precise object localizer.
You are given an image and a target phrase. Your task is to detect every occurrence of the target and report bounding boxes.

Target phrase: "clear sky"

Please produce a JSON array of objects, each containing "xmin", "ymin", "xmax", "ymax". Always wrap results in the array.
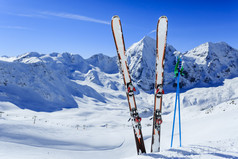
[{"xmin": 0, "ymin": 0, "xmax": 237, "ymax": 58}]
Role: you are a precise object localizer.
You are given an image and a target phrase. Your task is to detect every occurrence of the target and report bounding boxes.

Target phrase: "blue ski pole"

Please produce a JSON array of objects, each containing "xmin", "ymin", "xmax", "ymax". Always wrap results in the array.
[
  {"xmin": 177, "ymin": 72, "xmax": 182, "ymax": 147},
  {"xmin": 171, "ymin": 71, "xmax": 180, "ymax": 147}
]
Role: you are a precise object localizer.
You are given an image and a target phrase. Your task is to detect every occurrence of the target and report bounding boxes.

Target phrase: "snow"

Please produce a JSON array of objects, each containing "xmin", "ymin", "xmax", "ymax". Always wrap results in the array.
[
  {"xmin": 0, "ymin": 37, "xmax": 238, "ymax": 158},
  {"xmin": 1, "ymin": 76, "xmax": 238, "ymax": 158}
]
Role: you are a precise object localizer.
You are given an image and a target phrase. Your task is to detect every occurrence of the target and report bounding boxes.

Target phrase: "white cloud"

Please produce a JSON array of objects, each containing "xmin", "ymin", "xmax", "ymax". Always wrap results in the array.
[
  {"xmin": 5, "ymin": 11, "xmax": 110, "ymax": 25},
  {"xmin": 40, "ymin": 11, "xmax": 110, "ymax": 25},
  {"xmin": 148, "ymin": 29, "xmax": 156, "ymax": 35},
  {"xmin": 4, "ymin": 11, "xmax": 47, "ymax": 18}
]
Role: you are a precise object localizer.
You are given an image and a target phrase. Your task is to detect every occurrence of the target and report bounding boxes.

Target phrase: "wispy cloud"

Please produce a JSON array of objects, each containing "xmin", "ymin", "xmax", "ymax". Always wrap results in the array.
[
  {"xmin": 4, "ymin": 11, "xmax": 110, "ymax": 25},
  {"xmin": 4, "ymin": 11, "xmax": 47, "ymax": 18},
  {"xmin": 148, "ymin": 29, "xmax": 156, "ymax": 35},
  {"xmin": 40, "ymin": 11, "xmax": 110, "ymax": 25}
]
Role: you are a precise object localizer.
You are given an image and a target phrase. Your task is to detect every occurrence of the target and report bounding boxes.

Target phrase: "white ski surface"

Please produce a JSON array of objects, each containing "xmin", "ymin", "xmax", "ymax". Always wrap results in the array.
[
  {"xmin": 152, "ymin": 16, "xmax": 168, "ymax": 152},
  {"xmin": 154, "ymin": 16, "xmax": 168, "ymax": 120},
  {"xmin": 111, "ymin": 15, "xmax": 146, "ymax": 154},
  {"xmin": 111, "ymin": 16, "xmax": 130, "ymax": 84},
  {"xmin": 155, "ymin": 16, "xmax": 168, "ymax": 87},
  {"xmin": 111, "ymin": 16, "xmax": 136, "ymax": 110}
]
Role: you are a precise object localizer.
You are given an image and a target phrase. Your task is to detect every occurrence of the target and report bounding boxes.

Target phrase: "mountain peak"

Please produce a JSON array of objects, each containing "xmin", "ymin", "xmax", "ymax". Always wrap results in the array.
[
  {"xmin": 207, "ymin": 41, "xmax": 237, "ymax": 53},
  {"xmin": 140, "ymin": 36, "xmax": 155, "ymax": 47},
  {"xmin": 185, "ymin": 42, "xmax": 237, "ymax": 62},
  {"xmin": 141, "ymin": 36, "xmax": 154, "ymax": 42},
  {"xmin": 125, "ymin": 36, "xmax": 177, "ymax": 91},
  {"xmin": 17, "ymin": 52, "xmax": 42, "ymax": 58},
  {"xmin": 86, "ymin": 53, "xmax": 118, "ymax": 74}
]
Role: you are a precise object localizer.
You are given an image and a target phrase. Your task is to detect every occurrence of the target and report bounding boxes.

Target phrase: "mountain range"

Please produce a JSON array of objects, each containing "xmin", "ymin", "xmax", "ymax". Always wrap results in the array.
[{"xmin": 0, "ymin": 36, "xmax": 237, "ymax": 111}]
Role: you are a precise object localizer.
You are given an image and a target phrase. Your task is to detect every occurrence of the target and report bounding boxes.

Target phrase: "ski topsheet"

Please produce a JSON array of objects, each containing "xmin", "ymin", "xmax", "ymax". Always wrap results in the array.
[
  {"xmin": 111, "ymin": 15, "xmax": 146, "ymax": 155},
  {"xmin": 151, "ymin": 16, "xmax": 168, "ymax": 152}
]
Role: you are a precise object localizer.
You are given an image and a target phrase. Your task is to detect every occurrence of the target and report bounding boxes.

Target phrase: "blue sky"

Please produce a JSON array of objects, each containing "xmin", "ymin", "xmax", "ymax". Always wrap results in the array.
[{"xmin": 0, "ymin": 0, "xmax": 237, "ymax": 58}]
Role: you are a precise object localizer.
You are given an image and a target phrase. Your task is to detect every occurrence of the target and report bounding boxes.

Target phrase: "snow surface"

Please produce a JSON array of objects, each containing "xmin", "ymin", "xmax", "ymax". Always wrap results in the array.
[
  {"xmin": 0, "ymin": 37, "xmax": 238, "ymax": 158},
  {"xmin": 1, "ymin": 77, "xmax": 238, "ymax": 158}
]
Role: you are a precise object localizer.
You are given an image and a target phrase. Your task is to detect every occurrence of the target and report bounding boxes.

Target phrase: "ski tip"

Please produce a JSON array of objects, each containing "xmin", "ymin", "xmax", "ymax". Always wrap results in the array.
[
  {"xmin": 112, "ymin": 15, "xmax": 120, "ymax": 20},
  {"xmin": 159, "ymin": 16, "xmax": 168, "ymax": 20}
]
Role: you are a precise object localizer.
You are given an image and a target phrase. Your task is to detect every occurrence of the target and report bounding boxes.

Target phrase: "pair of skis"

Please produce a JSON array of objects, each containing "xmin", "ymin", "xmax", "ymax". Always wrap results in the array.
[{"xmin": 111, "ymin": 15, "xmax": 168, "ymax": 154}]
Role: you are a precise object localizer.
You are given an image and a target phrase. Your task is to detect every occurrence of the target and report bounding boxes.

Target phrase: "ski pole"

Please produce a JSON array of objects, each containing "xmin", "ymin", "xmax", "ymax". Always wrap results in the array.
[
  {"xmin": 177, "ymin": 72, "xmax": 182, "ymax": 147},
  {"xmin": 170, "ymin": 71, "xmax": 180, "ymax": 147}
]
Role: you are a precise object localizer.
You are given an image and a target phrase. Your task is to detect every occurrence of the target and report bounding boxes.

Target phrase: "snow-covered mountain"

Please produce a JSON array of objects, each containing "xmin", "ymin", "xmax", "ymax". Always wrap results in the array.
[
  {"xmin": 126, "ymin": 36, "xmax": 238, "ymax": 92},
  {"xmin": 126, "ymin": 36, "xmax": 177, "ymax": 91},
  {"xmin": 0, "ymin": 36, "xmax": 238, "ymax": 112},
  {"xmin": 182, "ymin": 42, "xmax": 238, "ymax": 88},
  {"xmin": 0, "ymin": 53, "xmax": 110, "ymax": 112}
]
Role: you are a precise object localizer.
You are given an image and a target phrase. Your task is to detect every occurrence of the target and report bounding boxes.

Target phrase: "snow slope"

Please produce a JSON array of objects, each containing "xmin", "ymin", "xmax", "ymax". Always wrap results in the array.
[{"xmin": 1, "ymin": 77, "xmax": 238, "ymax": 159}]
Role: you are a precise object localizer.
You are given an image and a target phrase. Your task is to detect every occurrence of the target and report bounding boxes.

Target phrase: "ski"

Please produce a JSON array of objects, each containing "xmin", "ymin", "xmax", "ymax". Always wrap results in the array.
[
  {"xmin": 111, "ymin": 15, "xmax": 146, "ymax": 155},
  {"xmin": 151, "ymin": 16, "xmax": 168, "ymax": 152}
]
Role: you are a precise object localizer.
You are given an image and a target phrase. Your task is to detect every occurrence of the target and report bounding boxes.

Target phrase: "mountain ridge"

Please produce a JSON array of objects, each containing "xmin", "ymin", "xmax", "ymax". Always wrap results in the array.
[{"xmin": 0, "ymin": 37, "xmax": 237, "ymax": 111}]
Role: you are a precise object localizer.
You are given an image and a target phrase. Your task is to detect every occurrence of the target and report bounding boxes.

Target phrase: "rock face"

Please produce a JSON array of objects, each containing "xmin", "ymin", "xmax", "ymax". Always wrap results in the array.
[{"xmin": 0, "ymin": 36, "xmax": 237, "ymax": 111}]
